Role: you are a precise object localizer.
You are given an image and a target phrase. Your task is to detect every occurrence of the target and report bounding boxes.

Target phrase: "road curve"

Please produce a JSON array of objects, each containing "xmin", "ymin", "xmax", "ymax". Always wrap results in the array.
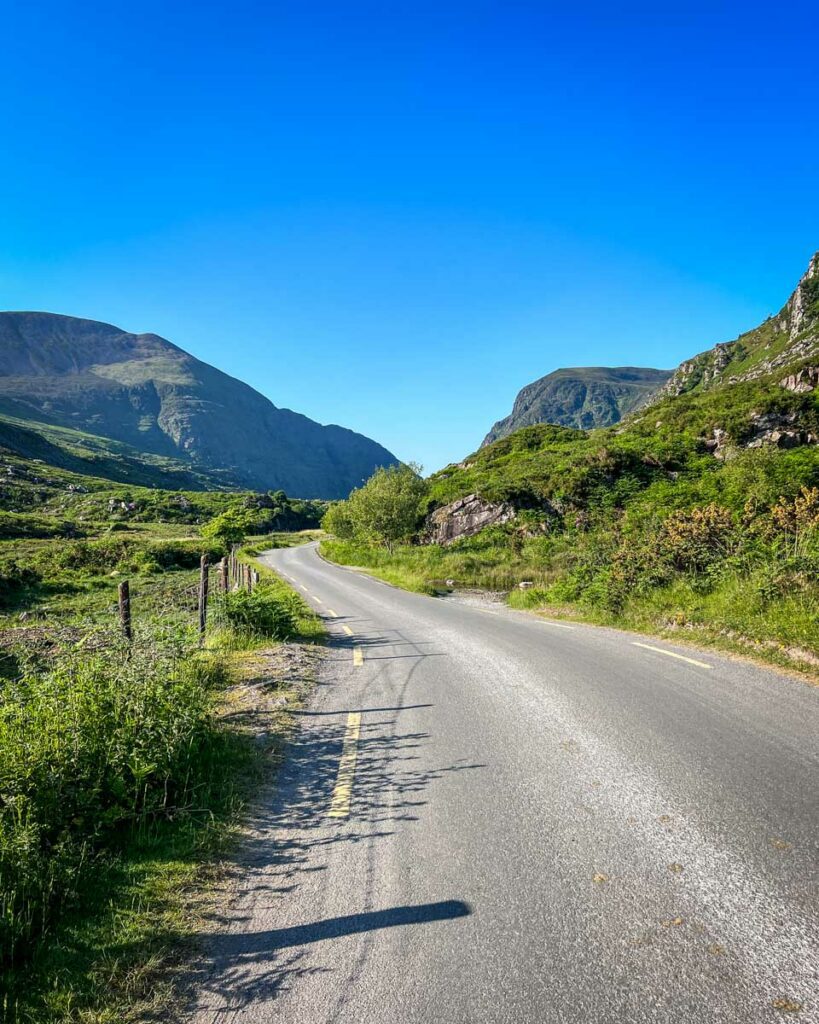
[{"xmin": 191, "ymin": 542, "xmax": 819, "ymax": 1024}]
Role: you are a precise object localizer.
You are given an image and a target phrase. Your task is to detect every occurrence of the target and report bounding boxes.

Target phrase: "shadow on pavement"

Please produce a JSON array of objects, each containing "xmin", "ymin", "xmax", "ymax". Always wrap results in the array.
[
  {"xmin": 201, "ymin": 900, "xmax": 472, "ymax": 954},
  {"xmin": 184, "ymin": 620, "xmax": 483, "ymax": 1016}
]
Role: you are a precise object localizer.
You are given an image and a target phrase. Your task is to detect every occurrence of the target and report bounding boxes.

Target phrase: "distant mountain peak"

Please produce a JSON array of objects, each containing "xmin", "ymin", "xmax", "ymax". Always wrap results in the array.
[
  {"xmin": 482, "ymin": 366, "xmax": 671, "ymax": 446},
  {"xmin": 0, "ymin": 311, "xmax": 397, "ymax": 498}
]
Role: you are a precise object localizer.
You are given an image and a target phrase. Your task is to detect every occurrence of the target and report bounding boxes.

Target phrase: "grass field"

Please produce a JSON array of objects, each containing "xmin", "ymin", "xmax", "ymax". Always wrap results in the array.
[{"xmin": 0, "ymin": 521, "xmax": 323, "ymax": 1023}]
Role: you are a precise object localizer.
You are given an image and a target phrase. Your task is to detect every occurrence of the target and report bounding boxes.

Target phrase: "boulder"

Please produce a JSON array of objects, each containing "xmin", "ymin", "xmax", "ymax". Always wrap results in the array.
[
  {"xmin": 425, "ymin": 493, "xmax": 515, "ymax": 545},
  {"xmin": 779, "ymin": 366, "xmax": 819, "ymax": 394}
]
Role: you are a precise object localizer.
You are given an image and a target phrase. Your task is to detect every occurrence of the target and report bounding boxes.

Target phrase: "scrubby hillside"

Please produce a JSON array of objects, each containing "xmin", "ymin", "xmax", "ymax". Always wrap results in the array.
[
  {"xmin": 323, "ymin": 253, "xmax": 819, "ymax": 670},
  {"xmin": 654, "ymin": 251, "xmax": 819, "ymax": 399},
  {"xmin": 0, "ymin": 312, "xmax": 398, "ymax": 497},
  {"xmin": 483, "ymin": 366, "xmax": 671, "ymax": 444}
]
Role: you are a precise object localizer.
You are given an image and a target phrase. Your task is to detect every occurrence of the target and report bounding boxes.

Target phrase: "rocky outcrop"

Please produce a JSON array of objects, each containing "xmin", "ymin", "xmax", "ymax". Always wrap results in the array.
[
  {"xmin": 745, "ymin": 411, "xmax": 817, "ymax": 450},
  {"xmin": 654, "ymin": 253, "xmax": 819, "ymax": 402},
  {"xmin": 780, "ymin": 366, "xmax": 819, "ymax": 393},
  {"xmin": 425, "ymin": 493, "xmax": 515, "ymax": 545},
  {"xmin": 705, "ymin": 411, "xmax": 817, "ymax": 459}
]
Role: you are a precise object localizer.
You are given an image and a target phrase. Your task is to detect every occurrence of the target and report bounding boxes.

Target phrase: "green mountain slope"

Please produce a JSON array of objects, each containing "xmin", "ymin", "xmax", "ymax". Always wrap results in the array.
[
  {"xmin": 323, "ymin": 252, "xmax": 819, "ymax": 669},
  {"xmin": 0, "ymin": 312, "xmax": 397, "ymax": 498},
  {"xmin": 483, "ymin": 366, "xmax": 671, "ymax": 445},
  {"xmin": 653, "ymin": 251, "xmax": 819, "ymax": 399}
]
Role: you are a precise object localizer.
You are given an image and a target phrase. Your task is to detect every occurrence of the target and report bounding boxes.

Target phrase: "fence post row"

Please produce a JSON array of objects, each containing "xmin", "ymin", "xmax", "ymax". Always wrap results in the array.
[
  {"xmin": 115, "ymin": 549, "xmax": 247, "ymax": 641},
  {"xmin": 118, "ymin": 580, "xmax": 132, "ymax": 641},
  {"xmin": 198, "ymin": 554, "xmax": 209, "ymax": 643}
]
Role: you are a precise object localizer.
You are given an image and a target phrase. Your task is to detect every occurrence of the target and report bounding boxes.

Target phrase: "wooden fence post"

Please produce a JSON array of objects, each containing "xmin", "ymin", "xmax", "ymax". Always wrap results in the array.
[
  {"xmin": 198, "ymin": 554, "xmax": 209, "ymax": 642},
  {"xmin": 220, "ymin": 557, "xmax": 228, "ymax": 592},
  {"xmin": 118, "ymin": 580, "xmax": 132, "ymax": 641}
]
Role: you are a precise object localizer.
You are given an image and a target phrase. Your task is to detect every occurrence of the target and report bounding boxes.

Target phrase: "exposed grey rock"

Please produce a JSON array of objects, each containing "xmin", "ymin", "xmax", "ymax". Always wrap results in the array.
[
  {"xmin": 780, "ymin": 366, "xmax": 819, "ymax": 393},
  {"xmin": 654, "ymin": 253, "xmax": 819, "ymax": 402},
  {"xmin": 425, "ymin": 493, "xmax": 515, "ymax": 545}
]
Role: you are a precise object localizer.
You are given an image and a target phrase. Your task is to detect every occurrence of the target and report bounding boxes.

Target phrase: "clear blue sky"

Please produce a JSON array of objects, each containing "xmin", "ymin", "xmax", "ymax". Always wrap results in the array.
[{"xmin": 1, "ymin": 2, "xmax": 817, "ymax": 472}]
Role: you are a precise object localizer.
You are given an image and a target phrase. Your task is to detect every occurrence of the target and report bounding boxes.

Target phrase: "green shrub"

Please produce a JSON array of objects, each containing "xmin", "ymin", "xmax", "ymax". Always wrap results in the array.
[
  {"xmin": 0, "ymin": 561, "xmax": 41, "ymax": 608},
  {"xmin": 0, "ymin": 648, "xmax": 225, "ymax": 968},
  {"xmin": 216, "ymin": 586, "xmax": 297, "ymax": 640}
]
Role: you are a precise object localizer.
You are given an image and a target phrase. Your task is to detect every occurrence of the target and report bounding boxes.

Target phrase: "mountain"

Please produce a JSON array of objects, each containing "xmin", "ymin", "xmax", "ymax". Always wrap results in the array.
[
  {"xmin": 652, "ymin": 251, "xmax": 819, "ymax": 401},
  {"xmin": 0, "ymin": 312, "xmax": 398, "ymax": 498},
  {"xmin": 482, "ymin": 366, "xmax": 672, "ymax": 446},
  {"xmin": 431, "ymin": 251, "xmax": 818, "ymax": 535}
]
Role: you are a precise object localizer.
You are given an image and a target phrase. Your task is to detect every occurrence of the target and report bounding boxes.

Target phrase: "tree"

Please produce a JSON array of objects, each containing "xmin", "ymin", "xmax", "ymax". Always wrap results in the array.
[
  {"xmin": 324, "ymin": 463, "xmax": 427, "ymax": 551},
  {"xmin": 322, "ymin": 500, "xmax": 357, "ymax": 540},
  {"xmin": 201, "ymin": 507, "xmax": 258, "ymax": 548}
]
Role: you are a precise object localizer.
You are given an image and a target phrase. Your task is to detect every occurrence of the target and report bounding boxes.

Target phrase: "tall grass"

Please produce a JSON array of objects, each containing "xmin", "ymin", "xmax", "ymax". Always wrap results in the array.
[
  {"xmin": 0, "ymin": 643, "xmax": 227, "ymax": 974},
  {"xmin": 322, "ymin": 500, "xmax": 819, "ymax": 668}
]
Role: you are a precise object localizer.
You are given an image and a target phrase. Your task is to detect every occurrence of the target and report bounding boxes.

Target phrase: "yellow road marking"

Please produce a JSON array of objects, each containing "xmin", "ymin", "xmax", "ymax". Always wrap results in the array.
[
  {"xmin": 300, "ymin": 585, "xmax": 308, "ymax": 592},
  {"xmin": 353, "ymin": 647, "xmax": 364, "ymax": 666},
  {"xmin": 328, "ymin": 712, "xmax": 361, "ymax": 818},
  {"xmin": 326, "ymin": 608, "xmax": 338, "ymax": 617},
  {"xmin": 632, "ymin": 642, "xmax": 711, "ymax": 669},
  {"xmin": 342, "ymin": 624, "xmax": 353, "ymax": 636},
  {"xmin": 311, "ymin": 594, "xmax": 323, "ymax": 604}
]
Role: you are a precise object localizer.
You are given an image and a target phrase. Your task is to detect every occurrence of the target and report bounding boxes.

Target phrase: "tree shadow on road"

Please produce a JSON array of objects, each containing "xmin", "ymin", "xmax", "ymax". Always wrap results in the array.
[{"xmin": 181, "ymin": 625, "xmax": 483, "ymax": 1017}]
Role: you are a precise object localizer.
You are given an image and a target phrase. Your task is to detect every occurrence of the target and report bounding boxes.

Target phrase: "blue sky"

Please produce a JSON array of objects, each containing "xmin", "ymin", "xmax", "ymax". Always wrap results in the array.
[{"xmin": 1, "ymin": 1, "xmax": 817, "ymax": 472}]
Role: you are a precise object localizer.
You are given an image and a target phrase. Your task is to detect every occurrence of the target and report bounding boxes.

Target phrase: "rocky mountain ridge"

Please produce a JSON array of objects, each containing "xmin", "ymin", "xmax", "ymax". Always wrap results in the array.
[
  {"xmin": 654, "ymin": 252, "xmax": 819, "ymax": 401},
  {"xmin": 482, "ymin": 366, "xmax": 671, "ymax": 446},
  {"xmin": 0, "ymin": 312, "xmax": 397, "ymax": 498}
]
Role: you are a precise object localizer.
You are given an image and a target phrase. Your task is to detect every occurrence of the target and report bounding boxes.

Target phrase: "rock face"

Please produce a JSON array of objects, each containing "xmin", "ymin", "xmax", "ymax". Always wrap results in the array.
[
  {"xmin": 483, "ymin": 367, "xmax": 671, "ymax": 446},
  {"xmin": 426, "ymin": 494, "xmax": 515, "ymax": 545},
  {"xmin": 705, "ymin": 411, "xmax": 817, "ymax": 458},
  {"xmin": 655, "ymin": 252, "xmax": 819, "ymax": 401},
  {"xmin": 0, "ymin": 312, "xmax": 398, "ymax": 498},
  {"xmin": 780, "ymin": 366, "xmax": 819, "ymax": 393}
]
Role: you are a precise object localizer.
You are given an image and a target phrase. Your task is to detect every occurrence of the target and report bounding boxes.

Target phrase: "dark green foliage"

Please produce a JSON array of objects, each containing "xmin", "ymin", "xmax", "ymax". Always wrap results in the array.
[
  {"xmin": 0, "ymin": 511, "xmax": 82, "ymax": 540},
  {"xmin": 0, "ymin": 648, "xmax": 225, "ymax": 969},
  {"xmin": 215, "ymin": 585, "xmax": 298, "ymax": 640},
  {"xmin": 0, "ymin": 561, "xmax": 41, "ymax": 609}
]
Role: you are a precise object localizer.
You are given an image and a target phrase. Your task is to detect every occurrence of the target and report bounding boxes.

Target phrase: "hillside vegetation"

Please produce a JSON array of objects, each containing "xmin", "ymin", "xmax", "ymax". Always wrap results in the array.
[
  {"xmin": 0, "ymin": 452, "xmax": 324, "ymax": 1020},
  {"xmin": 323, "ymin": 255, "xmax": 819, "ymax": 673}
]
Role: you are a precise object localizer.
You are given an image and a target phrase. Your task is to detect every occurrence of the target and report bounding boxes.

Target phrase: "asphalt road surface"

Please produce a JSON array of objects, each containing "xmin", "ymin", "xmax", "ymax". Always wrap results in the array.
[{"xmin": 190, "ymin": 542, "xmax": 819, "ymax": 1023}]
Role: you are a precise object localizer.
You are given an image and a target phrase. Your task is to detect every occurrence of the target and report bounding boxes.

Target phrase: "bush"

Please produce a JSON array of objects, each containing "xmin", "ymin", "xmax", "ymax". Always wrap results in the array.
[
  {"xmin": 322, "ymin": 463, "xmax": 427, "ymax": 551},
  {"xmin": 0, "ymin": 649, "xmax": 223, "ymax": 968},
  {"xmin": 659, "ymin": 503, "xmax": 737, "ymax": 571},
  {"xmin": 216, "ymin": 586, "xmax": 297, "ymax": 640},
  {"xmin": 0, "ymin": 561, "xmax": 41, "ymax": 609}
]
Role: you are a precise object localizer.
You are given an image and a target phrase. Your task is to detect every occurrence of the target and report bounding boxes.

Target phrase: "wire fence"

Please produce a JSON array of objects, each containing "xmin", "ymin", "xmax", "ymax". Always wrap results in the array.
[{"xmin": 0, "ymin": 548, "xmax": 262, "ymax": 672}]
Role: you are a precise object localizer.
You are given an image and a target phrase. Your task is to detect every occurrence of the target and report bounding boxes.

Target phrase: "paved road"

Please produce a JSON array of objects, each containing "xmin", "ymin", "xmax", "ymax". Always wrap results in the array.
[{"xmin": 191, "ymin": 542, "xmax": 819, "ymax": 1023}]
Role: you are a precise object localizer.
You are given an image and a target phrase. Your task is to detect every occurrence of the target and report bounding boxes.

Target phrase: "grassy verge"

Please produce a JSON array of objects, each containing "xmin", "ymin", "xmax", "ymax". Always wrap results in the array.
[
  {"xmin": 320, "ymin": 535, "xmax": 819, "ymax": 678},
  {"xmin": 0, "ymin": 529, "xmax": 323, "ymax": 1023}
]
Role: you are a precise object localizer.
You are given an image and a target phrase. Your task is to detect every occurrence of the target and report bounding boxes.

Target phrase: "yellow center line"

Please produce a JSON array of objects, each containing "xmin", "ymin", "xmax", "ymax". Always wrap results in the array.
[
  {"xmin": 328, "ymin": 712, "xmax": 362, "ymax": 818},
  {"xmin": 342, "ymin": 624, "xmax": 353, "ymax": 636},
  {"xmin": 311, "ymin": 595, "xmax": 323, "ymax": 604},
  {"xmin": 632, "ymin": 642, "xmax": 711, "ymax": 669},
  {"xmin": 353, "ymin": 647, "xmax": 364, "ymax": 666},
  {"xmin": 326, "ymin": 608, "xmax": 338, "ymax": 617}
]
